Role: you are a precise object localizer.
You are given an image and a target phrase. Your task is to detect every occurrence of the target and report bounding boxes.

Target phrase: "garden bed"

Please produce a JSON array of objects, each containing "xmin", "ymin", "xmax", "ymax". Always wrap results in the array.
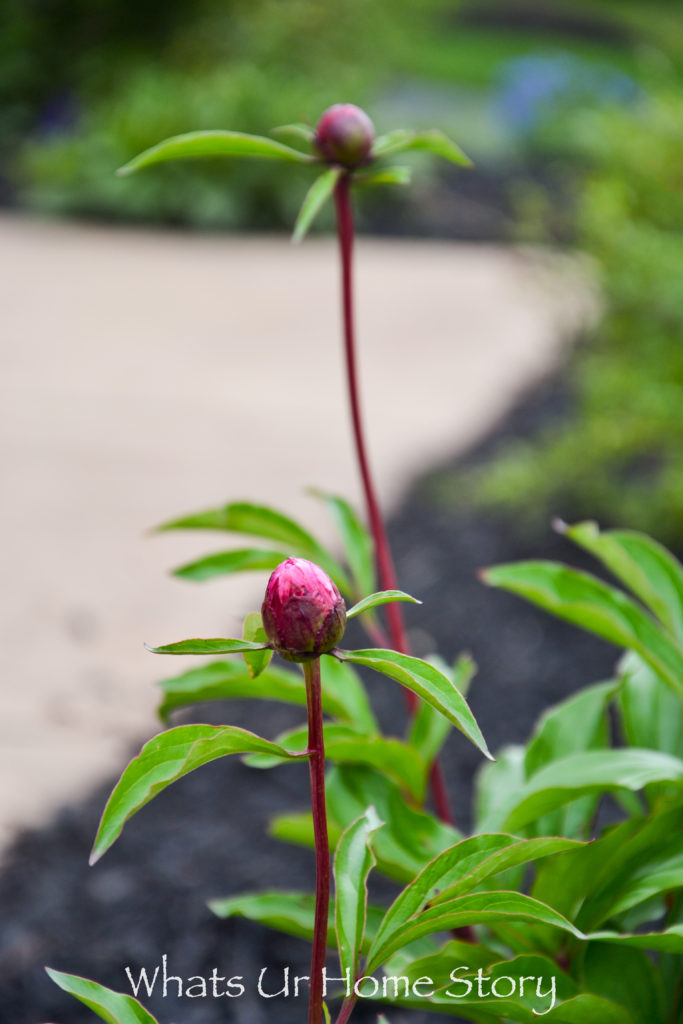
[{"xmin": 0, "ymin": 374, "xmax": 622, "ymax": 1024}]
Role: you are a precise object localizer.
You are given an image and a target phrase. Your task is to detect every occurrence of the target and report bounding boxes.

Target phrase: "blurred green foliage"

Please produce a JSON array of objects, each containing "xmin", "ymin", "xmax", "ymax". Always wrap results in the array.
[
  {"xmin": 6, "ymin": 0, "xmax": 435, "ymax": 226},
  {"xmin": 5, "ymin": 0, "xmax": 670, "ymax": 226},
  {"xmin": 455, "ymin": 87, "xmax": 683, "ymax": 542}
]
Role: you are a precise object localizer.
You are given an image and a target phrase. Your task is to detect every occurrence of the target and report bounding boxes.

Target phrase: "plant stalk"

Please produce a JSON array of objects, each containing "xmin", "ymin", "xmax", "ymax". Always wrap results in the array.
[
  {"xmin": 333, "ymin": 173, "xmax": 452, "ymax": 824},
  {"xmin": 304, "ymin": 657, "xmax": 330, "ymax": 1024}
]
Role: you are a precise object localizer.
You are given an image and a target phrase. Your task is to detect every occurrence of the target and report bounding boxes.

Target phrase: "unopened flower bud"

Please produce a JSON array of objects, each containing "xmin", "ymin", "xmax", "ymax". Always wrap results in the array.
[
  {"xmin": 314, "ymin": 104, "xmax": 375, "ymax": 168},
  {"xmin": 261, "ymin": 558, "xmax": 346, "ymax": 662}
]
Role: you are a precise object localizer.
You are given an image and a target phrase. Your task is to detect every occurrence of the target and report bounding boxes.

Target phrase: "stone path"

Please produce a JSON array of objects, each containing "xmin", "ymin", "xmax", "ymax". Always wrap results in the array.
[{"xmin": 0, "ymin": 213, "xmax": 594, "ymax": 855}]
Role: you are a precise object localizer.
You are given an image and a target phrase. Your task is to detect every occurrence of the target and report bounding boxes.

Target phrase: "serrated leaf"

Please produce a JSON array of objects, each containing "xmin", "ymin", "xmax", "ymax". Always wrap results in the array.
[
  {"xmin": 242, "ymin": 612, "xmax": 272, "ymax": 678},
  {"xmin": 293, "ymin": 167, "xmax": 341, "ymax": 242},
  {"xmin": 366, "ymin": 891, "xmax": 584, "ymax": 972},
  {"xmin": 311, "ymin": 491, "xmax": 375, "ymax": 599},
  {"xmin": 338, "ymin": 648, "xmax": 492, "ymax": 761},
  {"xmin": 90, "ymin": 725, "xmax": 307, "ymax": 863},
  {"xmin": 145, "ymin": 637, "xmax": 269, "ymax": 656},
  {"xmin": 372, "ymin": 834, "xmax": 583, "ymax": 960},
  {"xmin": 482, "ymin": 560, "xmax": 683, "ymax": 698},
  {"xmin": 157, "ymin": 501, "xmax": 351, "ymax": 595},
  {"xmin": 334, "ymin": 807, "xmax": 383, "ymax": 979},
  {"xmin": 46, "ymin": 969, "xmax": 159, "ymax": 1024},
  {"xmin": 354, "ymin": 166, "xmax": 412, "ymax": 187},
  {"xmin": 245, "ymin": 724, "xmax": 427, "ymax": 801},
  {"xmin": 502, "ymin": 749, "xmax": 683, "ymax": 833},
  {"xmin": 371, "ymin": 128, "xmax": 471, "ymax": 165},
  {"xmin": 117, "ymin": 130, "xmax": 312, "ymax": 175},
  {"xmin": 172, "ymin": 546, "xmax": 289, "ymax": 582},
  {"xmin": 347, "ymin": 590, "xmax": 421, "ymax": 620},
  {"xmin": 562, "ymin": 520, "xmax": 683, "ymax": 642}
]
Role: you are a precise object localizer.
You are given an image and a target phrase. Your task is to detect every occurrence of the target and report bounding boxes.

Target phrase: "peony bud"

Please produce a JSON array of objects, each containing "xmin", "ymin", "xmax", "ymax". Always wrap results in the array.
[
  {"xmin": 261, "ymin": 558, "xmax": 346, "ymax": 662},
  {"xmin": 314, "ymin": 104, "xmax": 375, "ymax": 168}
]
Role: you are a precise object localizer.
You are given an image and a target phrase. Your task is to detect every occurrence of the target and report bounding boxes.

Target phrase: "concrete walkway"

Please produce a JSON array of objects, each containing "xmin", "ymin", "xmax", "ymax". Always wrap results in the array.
[{"xmin": 0, "ymin": 214, "xmax": 593, "ymax": 855}]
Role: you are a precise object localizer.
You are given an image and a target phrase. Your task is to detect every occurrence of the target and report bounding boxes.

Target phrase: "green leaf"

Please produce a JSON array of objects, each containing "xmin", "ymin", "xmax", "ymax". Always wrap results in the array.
[
  {"xmin": 532, "ymin": 801, "xmax": 683, "ymax": 936},
  {"xmin": 393, "ymin": 938, "xmax": 500, "ymax": 991},
  {"xmin": 346, "ymin": 590, "xmax": 421, "ymax": 620},
  {"xmin": 381, "ymin": 957, "xmax": 632, "ymax": 1022},
  {"xmin": 209, "ymin": 891, "xmax": 330, "ymax": 945},
  {"xmin": 271, "ymin": 122, "xmax": 314, "ymax": 150},
  {"xmin": 580, "ymin": 942, "xmax": 665, "ymax": 1023},
  {"xmin": 157, "ymin": 500, "xmax": 351, "ymax": 594},
  {"xmin": 46, "ymin": 969, "xmax": 159, "ymax": 1024},
  {"xmin": 321, "ymin": 656, "xmax": 378, "ymax": 733},
  {"xmin": 245, "ymin": 724, "xmax": 427, "ymax": 802},
  {"xmin": 117, "ymin": 130, "xmax": 312, "ymax": 175},
  {"xmin": 371, "ymin": 128, "xmax": 471, "ymax": 165},
  {"xmin": 372, "ymin": 834, "xmax": 583, "ymax": 959},
  {"xmin": 502, "ymin": 749, "xmax": 683, "ymax": 833},
  {"xmin": 524, "ymin": 680, "xmax": 617, "ymax": 837},
  {"xmin": 561, "ymin": 520, "xmax": 683, "ymax": 642},
  {"xmin": 338, "ymin": 648, "xmax": 492, "ymax": 761},
  {"xmin": 354, "ymin": 166, "xmax": 412, "ymax": 187},
  {"xmin": 242, "ymin": 612, "xmax": 272, "ymax": 678},
  {"xmin": 172, "ymin": 546, "xmax": 289, "ymax": 582},
  {"xmin": 587, "ymin": 925, "xmax": 683, "ymax": 954},
  {"xmin": 334, "ymin": 806, "xmax": 383, "ymax": 979},
  {"xmin": 481, "ymin": 560, "xmax": 683, "ymax": 698},
  {"xmin": 156, "ymin": 656, "xmax": 375, "ymax": 730},
  {"xmin": 618, "ymin": 652, "xmax": 683, "ymax": 756},
  {"xmin": 90, "ymin": 725, "xmax": 308, "ymax": 863},
  {"xmin": 578, "ymin": 810, "xmax": 683, "ymax": 926},
  {"xmin": 409, "ymin": 656, "xmax": 474, "ymax": 764},
  {"xmin": 209, "ymin": 890, "xmax": 386, "ymax": 953},
  {"xmin": 271, "ymin": 765, "xmax": 460, "ymax": 883},
  {"xmin": 145, "ymin": 637, "xmax": 269, "ymax": 656},
  {"xmin": 366, "ymin": 891, "xmax": 584, "ymax": 972},
  {"xmin": 293, "ymin": 167, "xmax": 342, "ymax": 241},
  {"xmin": 311, "ymin": 490, "xmax": 375, "ymax": 599},
  {"xmin": 475, "ymin": 744, "xmax": 526, "ymax": 833}
]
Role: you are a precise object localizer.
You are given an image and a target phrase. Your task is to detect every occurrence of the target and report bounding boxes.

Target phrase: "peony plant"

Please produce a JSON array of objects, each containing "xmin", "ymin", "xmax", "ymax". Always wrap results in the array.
[{"xmin": 46, "ymin": 104, "xmax": 683, "ymax": 1024}]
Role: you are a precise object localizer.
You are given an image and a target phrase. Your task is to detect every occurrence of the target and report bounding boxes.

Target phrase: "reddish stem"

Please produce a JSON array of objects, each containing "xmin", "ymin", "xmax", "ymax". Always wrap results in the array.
[
  {"xmin": 333, "ymin": 173, "xmax": 452, "ymax": 825},
  {"xmin": 333, "ymin": 175, "xmax": 413, "ymax": 680},
  {"xmin": 304, "ymin": 658, "xmax": 330, "ymax": 1024}
]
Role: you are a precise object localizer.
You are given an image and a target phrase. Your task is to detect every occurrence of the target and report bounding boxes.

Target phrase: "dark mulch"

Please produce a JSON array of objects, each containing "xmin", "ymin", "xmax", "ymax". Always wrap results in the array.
[{"xmin": 0, "ymin": 375, "xmax": 621, "ymax": 1024}]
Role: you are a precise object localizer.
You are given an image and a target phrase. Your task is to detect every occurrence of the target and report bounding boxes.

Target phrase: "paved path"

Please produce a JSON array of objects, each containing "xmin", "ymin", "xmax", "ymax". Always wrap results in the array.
[{"xmin": 0, "ymin": 214, "xmax": 593, "ymax": 855}]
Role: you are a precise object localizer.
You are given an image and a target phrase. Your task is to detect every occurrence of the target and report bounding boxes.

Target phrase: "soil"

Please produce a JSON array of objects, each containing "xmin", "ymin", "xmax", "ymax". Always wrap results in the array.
[{"xmin": 0, "ymin": 376, "xmax": 621, "ymax": 1024}]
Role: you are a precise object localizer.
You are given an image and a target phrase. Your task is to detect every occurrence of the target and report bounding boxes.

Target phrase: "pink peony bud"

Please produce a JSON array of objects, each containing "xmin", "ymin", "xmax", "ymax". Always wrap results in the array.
[
  {"xmin": 314, "ymin": 104, "xmax": 375, "ymax": 168},
  {"xmin": 261, "ymin": 558, "xmax": 346, "ymax": 662}
]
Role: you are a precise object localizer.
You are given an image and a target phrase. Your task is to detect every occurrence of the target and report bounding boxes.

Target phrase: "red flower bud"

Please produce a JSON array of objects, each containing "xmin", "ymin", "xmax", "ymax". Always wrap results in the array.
[
  {"xmin": 261, "ymin": 558, "xmax": 346, "ymax": 662},
  {"xmin": 314, "ymin": 104, "xmax": 375, "ymax": 168}
]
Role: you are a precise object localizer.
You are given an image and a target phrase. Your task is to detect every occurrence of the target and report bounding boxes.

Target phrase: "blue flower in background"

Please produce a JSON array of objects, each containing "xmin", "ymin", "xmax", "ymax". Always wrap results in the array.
[{"xmin": 496, "ymin": 53, "xmax": 639, "ymax": 134}]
